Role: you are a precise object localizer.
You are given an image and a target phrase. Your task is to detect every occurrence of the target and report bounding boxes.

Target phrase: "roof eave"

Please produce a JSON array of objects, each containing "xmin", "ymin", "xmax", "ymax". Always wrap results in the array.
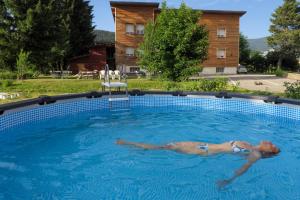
[
  {"xmin": 201, "ymin": 9, "xmax": 246, "ymax": 16},
  {"xmin": 110, "ymin": 1, "xmax": 160, "ymax": 8},
  {"xmin": 154, "ymin": 8, "xmax": 246, "ymax": 16}
]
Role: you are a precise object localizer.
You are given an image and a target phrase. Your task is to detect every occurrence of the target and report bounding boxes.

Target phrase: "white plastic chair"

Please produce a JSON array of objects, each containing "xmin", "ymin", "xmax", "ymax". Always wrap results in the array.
[
  {"xmin": 114, "ymin": 70, "xmax": 121, "ymax": 80},
  {"xmin": 99, "ymin": 70, "xmax": 105, "ymax": 80},
  {"xmin": 109, "ymin": 70, "xmax": 115, "ymax": 80}
]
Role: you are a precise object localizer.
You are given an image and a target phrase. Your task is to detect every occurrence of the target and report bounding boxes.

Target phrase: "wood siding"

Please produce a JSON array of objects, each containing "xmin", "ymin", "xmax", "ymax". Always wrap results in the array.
[
  {"xmin": 112, "ymin": 4, "xmax": 243, "ymax": 70},
  {"xmin": 69, "ymin": 45, "xmax": 108, "ymax": 74},
  {"xmin": 200, "ymin": 13, "xmax": 240, "ymax": 68},
  {"xmin": 113, "ymin": 5, "xmax": 156, "ymax": 67}
]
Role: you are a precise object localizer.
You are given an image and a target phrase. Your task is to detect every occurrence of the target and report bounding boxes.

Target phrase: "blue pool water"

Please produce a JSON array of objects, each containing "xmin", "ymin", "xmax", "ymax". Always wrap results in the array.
[{"xmin": 0, "ymin": 105, "xmax": 300, "ymax": 199}]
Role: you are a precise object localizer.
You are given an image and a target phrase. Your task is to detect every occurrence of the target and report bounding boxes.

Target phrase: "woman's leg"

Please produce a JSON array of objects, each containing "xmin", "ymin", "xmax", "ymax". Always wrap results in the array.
[{"xmin": 116, "ymin": 139, "xmax": 169, "ymax": 150}]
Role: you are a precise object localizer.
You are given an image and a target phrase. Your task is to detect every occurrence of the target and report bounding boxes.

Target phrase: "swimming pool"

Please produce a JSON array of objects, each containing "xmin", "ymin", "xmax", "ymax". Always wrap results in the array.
[{"xmin": 0, "ymin": 94, "xmax": 300, "ymax": 199}]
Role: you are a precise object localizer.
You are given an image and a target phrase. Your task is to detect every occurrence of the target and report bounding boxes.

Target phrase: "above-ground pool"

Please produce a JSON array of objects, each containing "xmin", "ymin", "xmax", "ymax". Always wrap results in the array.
[{"xmin": 0, "ymin": 94, "xmax": 300, "ymax": 199}]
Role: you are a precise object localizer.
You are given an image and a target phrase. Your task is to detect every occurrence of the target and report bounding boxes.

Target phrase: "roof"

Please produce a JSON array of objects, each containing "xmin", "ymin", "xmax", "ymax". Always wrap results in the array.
[
  {"xmin": 94, "ymin": 30, "xmax": 115, "ymax": 44},
  {"xmin": 110, "ymin": 1, "xmax": 246, "ymax": 16},
  {"xmin": 110, "ymin": 1, "xmax": 159, "ymax": 7},
  {"xmin": 154, "ymin": 8, "xmax": 246, "ymax": 16},
  {"xmin": 200, "ymin": 9, "xmax": 246, "ymax": 16}
]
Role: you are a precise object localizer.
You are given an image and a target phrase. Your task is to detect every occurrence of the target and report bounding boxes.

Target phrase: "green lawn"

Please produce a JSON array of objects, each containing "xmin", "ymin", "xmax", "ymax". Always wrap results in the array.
[{"xmin": 0, "ymin": 78, "xmax": 279, "ymax": 104}]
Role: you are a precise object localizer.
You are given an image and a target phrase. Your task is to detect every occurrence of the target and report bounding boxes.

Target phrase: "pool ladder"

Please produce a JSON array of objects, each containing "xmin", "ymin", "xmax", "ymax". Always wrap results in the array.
[
  {"xmin": 101, "ymin": 64, "xmax": 130, "ymax": 110},
  {"xmin": 108, "ymin": 93, "xmax": 130, "ymax": 110}
]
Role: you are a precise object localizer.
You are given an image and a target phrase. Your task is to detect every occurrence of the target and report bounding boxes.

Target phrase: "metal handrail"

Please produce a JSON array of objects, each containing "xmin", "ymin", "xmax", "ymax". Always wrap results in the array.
[{"xmin": 104, "ymin": 64, "xmax": 110, "ymax": 84}]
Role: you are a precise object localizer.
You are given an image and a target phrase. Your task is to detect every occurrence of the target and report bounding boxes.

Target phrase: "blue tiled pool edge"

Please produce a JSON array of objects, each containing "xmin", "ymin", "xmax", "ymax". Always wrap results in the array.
[{"xmin": 0, "ymin": 95, "xmax": 300, "ymax": 131}]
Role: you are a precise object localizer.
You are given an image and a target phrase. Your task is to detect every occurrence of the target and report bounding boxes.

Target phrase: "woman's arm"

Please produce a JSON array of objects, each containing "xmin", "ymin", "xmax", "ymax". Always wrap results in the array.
[
  {"xmin": 116, "ymin": 139, "xmax": 166, "ymax": 150},
  {"xmin": 217, "ymin": 151, "xmax": 261, "ymax": 188}
]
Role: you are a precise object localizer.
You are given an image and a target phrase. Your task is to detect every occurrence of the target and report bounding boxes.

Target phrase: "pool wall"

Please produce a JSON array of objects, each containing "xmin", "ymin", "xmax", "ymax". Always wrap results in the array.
[{"xmin": 0, "ymin": 91, "xmax": 300, "ymax": 131}]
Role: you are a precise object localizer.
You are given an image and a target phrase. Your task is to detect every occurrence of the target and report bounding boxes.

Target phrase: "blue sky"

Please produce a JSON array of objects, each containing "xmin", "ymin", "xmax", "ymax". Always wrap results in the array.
[{"xmin": 90, "ymin": 0, "xmax": 284, "ymax": 39}]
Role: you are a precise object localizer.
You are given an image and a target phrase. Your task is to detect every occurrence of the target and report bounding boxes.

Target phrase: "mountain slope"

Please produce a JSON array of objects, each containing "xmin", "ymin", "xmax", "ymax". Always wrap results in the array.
[{"xmin": 247, "ymin": 37, "xmax": 270, "ymax": 52}]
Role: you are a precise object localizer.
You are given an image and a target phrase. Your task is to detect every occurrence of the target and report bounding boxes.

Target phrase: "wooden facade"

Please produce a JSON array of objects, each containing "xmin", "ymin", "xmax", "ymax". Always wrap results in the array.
[
  {"xmin": 69, "ymin": 30, "xmax": 115, "ymax": 74},
  {"xmin": 199, "ymin": 12, "xmax": 242, "ymax": 74},
  {"xmin": 69, "ymin": 44, "xmax": 115, "ymax": 74},
  {"xmin": 111, "ymin": 2, "xmax": 158, "ymax": 72},
  {"xmin": 110, "ymin": 1, "xmax": 246, "ymax": 74}
]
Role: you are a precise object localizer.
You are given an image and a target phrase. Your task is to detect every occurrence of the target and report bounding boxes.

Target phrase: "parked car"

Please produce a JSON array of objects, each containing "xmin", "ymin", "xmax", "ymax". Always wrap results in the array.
[
  {"xmin": 126, "ymin": 70, "xmax": 146, "ymax": 78},
  {"xmin": 237, "ymin": 65, "xmax": 247, "ymax": 74}
]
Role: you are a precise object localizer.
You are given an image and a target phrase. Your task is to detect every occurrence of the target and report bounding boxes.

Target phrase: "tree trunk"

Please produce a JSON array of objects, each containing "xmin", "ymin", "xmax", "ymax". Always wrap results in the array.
[{"xmin": 277, "ymin": 56, "xmax": 283, "ymax": 70}]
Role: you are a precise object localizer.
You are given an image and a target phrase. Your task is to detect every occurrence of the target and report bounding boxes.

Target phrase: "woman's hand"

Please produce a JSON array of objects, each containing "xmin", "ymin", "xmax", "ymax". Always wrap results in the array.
[
  {"xmin": 216, "ymin": 151, "xmax": 261, "ymax": 188},
  {"xmin": 216, "ymin": 179, "xmax": 231, "ymax": 189}
]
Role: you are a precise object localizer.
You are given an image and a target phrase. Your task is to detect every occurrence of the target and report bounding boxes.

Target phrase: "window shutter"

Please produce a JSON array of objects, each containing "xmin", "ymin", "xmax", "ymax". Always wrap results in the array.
[{"xmin": 126, "ymin": 24, "xmax": 134, "ymax": 34}]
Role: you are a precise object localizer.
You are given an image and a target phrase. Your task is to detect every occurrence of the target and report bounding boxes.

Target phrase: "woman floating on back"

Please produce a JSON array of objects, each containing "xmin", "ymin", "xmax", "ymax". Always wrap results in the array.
[{"xmin": 116, "ymin": 139, "xmax": 280, "ymax": 188}]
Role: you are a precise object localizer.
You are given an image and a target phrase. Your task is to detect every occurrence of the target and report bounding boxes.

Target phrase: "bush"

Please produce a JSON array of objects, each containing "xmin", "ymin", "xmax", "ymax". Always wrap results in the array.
[
  {"xmin": 199, "ymin": 78, "xmax": 228, "ymax": 92},
  {"xmin": 231, "ymin": 81, "xmax": 241, "ymax": 92},
  {"xmin": 16, "ymin": 50, "xmax": 36, "ymax": 80},
  {"xmin": 248, "ymin": 51, "xmax": 267, "ymax": 73},
  {"xmin": 275, "ymin": 68, "xmax": 287, "ymax": 77},
  {"xmin": 23, "ymin": 70, "xmax": 40, "ymax": 79},
  {"xmin": 0, "ymin": 79, "xmax": 14, "ymax": 88},
  {"xmin": 166, "ymin": 82, "xmax": 180, "ymax": 91},
  {"xmin": 0, "ymin": 70, "xmax": 17, "ymax": 79},
  {"xmin": 181, "ymin": 81, "xmax": 201, "ymax": 91},
  {"xmin": 284, "ymin": 81, "xmax": 300, "ymax": 99}
]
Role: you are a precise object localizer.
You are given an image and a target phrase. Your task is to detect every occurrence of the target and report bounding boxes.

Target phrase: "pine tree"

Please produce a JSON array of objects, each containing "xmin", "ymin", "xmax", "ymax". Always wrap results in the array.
[
  {"xmin": 67, "ymin": 0, "xmax": 95, "ymax": 59},
  {"xmin": 0, "ymin": 0, "xmax": 17, "ymax": 70},
  {"xmin": 21, "ymin": 0, "xmax": 63, "ymax": 72},
  {"xmin": 0, "ymin": 0, "xmax": 95, "ymax": 72},
  {"xmin": 268, "ymin": 0, "xmax": 300, "ymax": 69},
  {"xmin": 50, "ymin": 0, "xmax": 71, "ymax": 71},
  {"xmin": 0, "ymin": 0, "xmax": 60, "ymax": 72}
]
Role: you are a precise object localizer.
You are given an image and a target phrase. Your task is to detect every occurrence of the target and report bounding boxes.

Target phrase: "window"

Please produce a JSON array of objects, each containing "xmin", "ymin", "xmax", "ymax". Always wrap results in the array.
[
  {"xmin": 126, "ymin": 24, "xmax": 134, "ymax": 34},
  {"xmin": 125, "ymin": 47, "xmax": 135, "ymax": 57},
  {"xmin": 136, "ymin": 24, "xmax": 144, "ymax": 35},
  {"xmin": 217, "ymin": 28, "xmax": 226, "ymax": 38},
  {"xmin": 216, "ymin": 67, "xmax": 225, "ymax": 73},
  {"xmin": 217, "ymin": 48, "xmax": 226, "ymax": 59}
]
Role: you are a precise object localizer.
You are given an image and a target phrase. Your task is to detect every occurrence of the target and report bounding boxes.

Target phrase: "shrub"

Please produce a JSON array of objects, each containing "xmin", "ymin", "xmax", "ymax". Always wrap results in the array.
[
  {"xmin": 0, "ymin": 70, "xmax": 17, "ymax": 79},
  {"xmin": 23, "ymin": 70, "xmax": 40, "ymax": 79},
  {"xmin": 284, "ymin": 81, "xmax": 300, "ymax": 99},
  {"xmin": 0, "ymin": 79, "xmax": 14, "ymax": 88},
  {"xmin": 199, "ymin": 78, "xmax": 228, "ymax": 92},
  {"xmin": 231, "ymin": 81, "xmax": 241, "ymax": 92},
  {"xmin": 181, "ymin": 81, "xmax": 201, "ymax": 91},
  {"xmin": 248, "ymin": 51, "xmax": 267, "ymax": 73},
  {"xmin": 16, "ymin": 50, "xmax": 36, "ymax": 80},
  {"xmin": 166, "ymin": 82, "xmax": 180, "ymax": 91},
  {"xmin": 275, "ymin": 68, "xmax": 287, "ymax": 77}
]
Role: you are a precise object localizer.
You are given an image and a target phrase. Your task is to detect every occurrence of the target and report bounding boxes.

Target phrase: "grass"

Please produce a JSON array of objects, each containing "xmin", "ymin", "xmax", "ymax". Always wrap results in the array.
[
  {"xmin": 0, "ymin": 78, "xmax": 284, "ymax": 104},
  {"xmin": 0, "ymin": 79, "xmax": 170, "ymax": 103}
]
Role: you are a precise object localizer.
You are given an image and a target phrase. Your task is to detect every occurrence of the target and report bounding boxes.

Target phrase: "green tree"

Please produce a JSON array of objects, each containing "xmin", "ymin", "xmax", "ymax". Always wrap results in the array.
[
  {"xmin": 138, "ymin": 2, "xmax": 209, "ymax": 81},
  {"xmin": 248, "ymin": 51, "xmax": 267, "ymax": 73},
  {"xmin": 49, "ymin": 0, "xmax": 71, "ymax": 71},
  {"xmin": 67, "ymin": 0, "xmax": 95, "ymax": 59},
  {"xmin": 268, "ymin": 0, "xmax": 300, "ymax": 69},
  {"xmin": 0, "ymin": 0, "xmax": 62, "ymax": 72},
  {"xmin": 21, "ymin": 0, "xmax": 64, "ymax": 73},
  {"xmin": 239, "ymin": 33, "xmax": 251, "ymax": 65},
  {"xmin": 16, "ymin": 49, "xmax": 35, "ymax": 80},
  {"xmin": 0, "ymin": 0, "xmax": 17, "ymax": 70},
  {"xmin": 0, "ymin": 0, "xmax": 95, "ymax": 72}
]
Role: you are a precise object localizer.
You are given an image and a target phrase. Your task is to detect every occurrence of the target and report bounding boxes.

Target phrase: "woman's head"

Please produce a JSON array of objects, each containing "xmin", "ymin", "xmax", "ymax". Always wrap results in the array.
[{"xmin": 258, "ymin": 141, "xmax": 280, "ymax": 158}]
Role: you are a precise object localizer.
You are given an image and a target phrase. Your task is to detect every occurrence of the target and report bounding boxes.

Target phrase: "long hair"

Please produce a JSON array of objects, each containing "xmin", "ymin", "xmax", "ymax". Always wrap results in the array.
[{"xmin": 260, "ymin": 148, "xmax": 280, "ymax": 158}]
